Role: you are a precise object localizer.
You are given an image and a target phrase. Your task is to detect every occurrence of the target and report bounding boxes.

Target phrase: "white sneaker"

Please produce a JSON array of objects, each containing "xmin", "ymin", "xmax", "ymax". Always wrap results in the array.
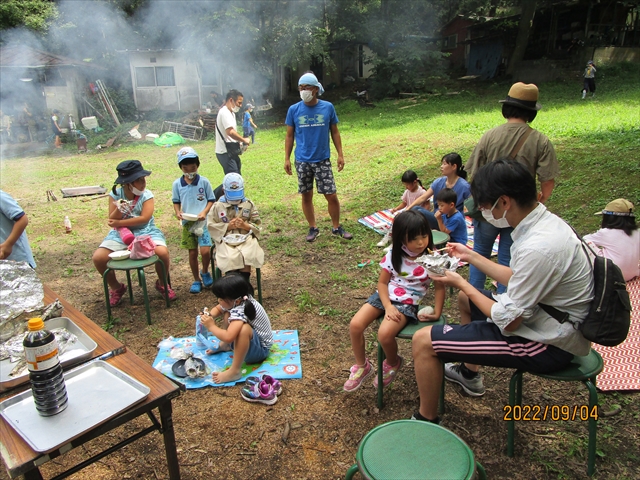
[{"xmin": 377, "ymin": 232, "xmax": 391, "ymax": 247}]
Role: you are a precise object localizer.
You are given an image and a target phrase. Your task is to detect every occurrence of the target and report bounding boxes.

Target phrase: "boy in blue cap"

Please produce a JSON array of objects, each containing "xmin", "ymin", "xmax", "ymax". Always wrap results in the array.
[{"xmin": 172, "ymin": 147, "xmax": 216, "ymax": 293}]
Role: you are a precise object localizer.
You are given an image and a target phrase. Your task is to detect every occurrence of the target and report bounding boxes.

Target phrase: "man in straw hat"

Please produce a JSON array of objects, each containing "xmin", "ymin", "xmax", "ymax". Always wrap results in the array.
[{"xmin": 465, "ymin": 82, "xmax": 559, "ymax": 293}]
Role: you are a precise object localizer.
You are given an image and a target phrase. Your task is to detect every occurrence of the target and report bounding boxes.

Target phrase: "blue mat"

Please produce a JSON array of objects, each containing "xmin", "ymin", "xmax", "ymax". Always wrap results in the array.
[{"xmin": 152, "ymin": 330, "xmax": 302, "ymax": 388}]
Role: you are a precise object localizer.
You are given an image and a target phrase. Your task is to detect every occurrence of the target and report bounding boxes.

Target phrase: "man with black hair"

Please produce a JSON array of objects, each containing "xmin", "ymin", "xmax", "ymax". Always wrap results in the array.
[
  {"xmin": 410, "ymin": 159, "xmax": 593, "ymax": 424},
  {"xmin": 214, "ymin": 89, "xmax": 251, "ymax": 199},
  {"xmin": 465, "ymin": 83, "xmax": 559, "ymax": 293}
]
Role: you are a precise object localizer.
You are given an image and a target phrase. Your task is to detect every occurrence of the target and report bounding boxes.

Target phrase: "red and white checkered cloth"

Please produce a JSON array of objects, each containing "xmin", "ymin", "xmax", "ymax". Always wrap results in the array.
[{"xmin": 593, "ymin": 276, "xmax": 640, "ymax": 391}]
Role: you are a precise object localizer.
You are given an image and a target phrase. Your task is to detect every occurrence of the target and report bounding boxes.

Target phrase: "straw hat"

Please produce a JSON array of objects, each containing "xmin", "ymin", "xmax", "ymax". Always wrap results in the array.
[
  {"xmin": 594, "ymin": 199, "xmax": 635, "ymax": 217},
  {"xmin": 499, "ymin": 82, "xmax": 542, "ymax": 111}
]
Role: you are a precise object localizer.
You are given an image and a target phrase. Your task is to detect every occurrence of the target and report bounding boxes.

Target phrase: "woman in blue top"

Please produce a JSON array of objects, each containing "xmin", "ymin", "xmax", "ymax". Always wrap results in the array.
[
  {"xmin": 92, "ymin": 160, "xmax": 176, "ymax": 306},
  {"xmin": 406, "ymin": 152, "xmax": 471, "ymax": 231}
]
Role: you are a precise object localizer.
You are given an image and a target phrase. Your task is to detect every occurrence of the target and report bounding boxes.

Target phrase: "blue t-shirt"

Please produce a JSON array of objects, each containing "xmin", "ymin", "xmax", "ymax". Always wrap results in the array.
[
  {"xmin": 442, "ymin": 210, "xmax": 468, "ymax": 245},
  {"xmin": 430, "ymin": 177, "xmax": 471, "ymax": 215},
  {"xmin": 285, "ymin": 100, "xmax": 339, "ymax": 163},
  {"xmin": 0, "ymin": 190, "xmax": 36, "ymax": 268},
  {"xmin": 243, "ymin": 111, "xmax": 252, "ymax": 130},
  {"xmin": 171, "ymin": 175, "xmax": 215, "ymax": 225}
]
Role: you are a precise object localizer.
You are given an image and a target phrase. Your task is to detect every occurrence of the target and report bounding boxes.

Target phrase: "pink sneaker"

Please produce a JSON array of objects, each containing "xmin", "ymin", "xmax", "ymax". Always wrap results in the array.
[
  {"xmin": 155, "ymin": 280, "xmax": 177, "ymax": 301},
  {"xmin": 343, "ymin": 359, "xmax": 373, "ymax": 392},
  {"xmin": 117, "ymin": 227, "xmax": 135, "ymax": 245},
  {"xmin": 109, "ymin": 283, "xmax": 127, "ymax": 307},
  {"xmin": 373, "ymin": 356, "xmax": 404, "ymax": 388}
]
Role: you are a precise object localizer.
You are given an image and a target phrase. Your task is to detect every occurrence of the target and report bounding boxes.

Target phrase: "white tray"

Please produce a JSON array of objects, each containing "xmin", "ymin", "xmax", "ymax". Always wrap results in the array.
[
  {"xmin": 0, "ymin": 361, "xmax": 150, "ymax": 453},
  {"xmin": 1, "ymin": 317, "xmax": 98, "ymax": 391}
]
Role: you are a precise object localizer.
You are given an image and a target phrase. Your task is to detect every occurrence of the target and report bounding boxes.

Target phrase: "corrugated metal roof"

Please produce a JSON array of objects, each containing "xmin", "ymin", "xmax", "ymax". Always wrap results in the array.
[{"xmin": 0, "ymin": 45, "xmax": 86, "ymax": 68}]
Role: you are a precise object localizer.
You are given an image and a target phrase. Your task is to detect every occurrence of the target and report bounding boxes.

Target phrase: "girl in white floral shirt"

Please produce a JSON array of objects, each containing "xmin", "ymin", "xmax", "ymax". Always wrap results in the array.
[{"xmin": 344, "ymin": 210, "xmax": 445, "ymax": 392}]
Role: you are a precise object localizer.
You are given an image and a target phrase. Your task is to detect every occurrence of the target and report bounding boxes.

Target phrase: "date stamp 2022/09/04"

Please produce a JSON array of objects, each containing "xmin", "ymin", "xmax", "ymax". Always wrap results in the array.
[{"xmin": 503, "ymin": 404, "xmax": 599, "ymax": 422}]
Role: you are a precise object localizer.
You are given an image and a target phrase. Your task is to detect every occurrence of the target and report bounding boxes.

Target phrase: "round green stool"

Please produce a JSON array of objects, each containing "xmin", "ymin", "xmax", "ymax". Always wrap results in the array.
[
  {"xmin": 432, "ymin": 230, "xmax": 449, "ymax": 248},
  {"xmin": 102, "ymin": 254, "xmax": 171, "ymax": 325},
  {"xmin": 346, "ymin": 420, "xmax": 486, "ymax": 479}
]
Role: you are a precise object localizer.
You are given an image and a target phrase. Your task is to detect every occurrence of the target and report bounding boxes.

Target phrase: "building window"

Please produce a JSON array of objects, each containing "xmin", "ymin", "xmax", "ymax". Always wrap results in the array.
[
  {"xmin": 443, "ymin": 34, "xmax": 458, "ymax": 50},
  {"xmin": 135, "ymin": 66, "xmax": 175, "ymax": 87}
]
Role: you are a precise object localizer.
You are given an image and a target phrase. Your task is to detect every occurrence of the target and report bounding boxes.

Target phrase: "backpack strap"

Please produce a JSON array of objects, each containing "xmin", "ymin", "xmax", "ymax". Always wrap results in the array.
[{"xmin": 508, "ymin": 126, "xmax": 533, "ymax": 160}]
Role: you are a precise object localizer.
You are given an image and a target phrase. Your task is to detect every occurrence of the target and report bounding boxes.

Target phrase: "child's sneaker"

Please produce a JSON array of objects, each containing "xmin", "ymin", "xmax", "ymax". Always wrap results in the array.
[
  {"xmin": 343, "ymin": 359, "xmax": 373, "ymax": 392},
  {"xmin": 109, "ymin": 283, "xmax": 127, "ymax": 307},
  {"xmin": 240, "ymin": 380, "xmax": 278, "ymax": 405},
  {"xmin": 201, "ymin": 271, "xmax": 213, "ymax": 288},
  {"xmin": 377, "ymin": 231, "xmax": 391, "ymax": 247},
  {"xmin": 262, "ymin": 374, "xmax": 283, "ymax": 395},
  {"xmin": 373, "ymin": 356, "xmax": 404, "ymax": 388},
  {"xmin": 155, "ymin": 280, "xmax": 177, "ymax": 301}
]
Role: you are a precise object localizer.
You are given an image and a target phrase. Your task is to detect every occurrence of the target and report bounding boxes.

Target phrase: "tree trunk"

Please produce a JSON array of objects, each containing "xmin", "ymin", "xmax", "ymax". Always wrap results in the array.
[{"xmin": 506, "ymin": 0, "xmax": 537, "ymax": 76}]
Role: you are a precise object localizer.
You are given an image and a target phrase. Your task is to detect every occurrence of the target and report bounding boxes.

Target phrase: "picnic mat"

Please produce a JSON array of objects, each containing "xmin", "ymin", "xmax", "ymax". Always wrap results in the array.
[
  {"xmin": 152, "ymin": 330, "xmax": 302, "ymax": 388},
  {"xmin": 358, "ymin": 209, "xmax": 499, "ymax": 255},
  {"xmin": 592, "ymin": 277, "xmax": 640, "ymax": 391}
]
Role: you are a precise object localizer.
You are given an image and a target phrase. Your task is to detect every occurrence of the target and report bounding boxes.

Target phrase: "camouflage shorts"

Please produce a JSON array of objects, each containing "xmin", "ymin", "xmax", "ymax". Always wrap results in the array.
[{"xmin": 295, "ymin": 159, "xmax": 337, "ymax": 195}]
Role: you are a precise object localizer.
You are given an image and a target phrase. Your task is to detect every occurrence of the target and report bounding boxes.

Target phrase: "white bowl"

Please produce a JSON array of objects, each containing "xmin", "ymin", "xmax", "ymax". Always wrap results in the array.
[
  {"xmin": 109, "ymin": 250, "xmax": 130, "ymax": 261},
  {"xmin": 222, "ymin": 233, "xmax": 248, "ymax": 246},
  {"xmin": 182, "ymin": 213, "xmax": 199, "ymax": 222}
]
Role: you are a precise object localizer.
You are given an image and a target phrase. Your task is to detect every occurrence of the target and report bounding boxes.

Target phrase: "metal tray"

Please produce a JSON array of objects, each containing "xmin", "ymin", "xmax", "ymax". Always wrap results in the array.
[
  {"xmin": 0, "ymin": 360, "xmax": 150, "ymax": 453},
  {"xmin": 1, "ymin": 317, "xmax": 98, "ymax": 391}
]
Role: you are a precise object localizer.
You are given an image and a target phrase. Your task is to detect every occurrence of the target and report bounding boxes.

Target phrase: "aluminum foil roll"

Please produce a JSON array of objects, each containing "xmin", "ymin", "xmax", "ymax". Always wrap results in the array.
[{"xmin": 0, "ymin": 260, "xmax": 44, "ymax": 340}]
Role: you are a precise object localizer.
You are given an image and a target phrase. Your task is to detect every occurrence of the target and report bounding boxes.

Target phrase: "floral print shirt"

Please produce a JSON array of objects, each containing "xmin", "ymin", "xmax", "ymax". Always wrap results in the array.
[{"xmin": 380, "ymin": 249, "xmax": 431, "ymax": 305}]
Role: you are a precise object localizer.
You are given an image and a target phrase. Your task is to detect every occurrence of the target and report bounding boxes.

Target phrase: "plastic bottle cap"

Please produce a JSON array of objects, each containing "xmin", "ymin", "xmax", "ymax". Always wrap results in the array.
[{"xmin": 27, "ymin": 317, "xmax": 45, "ymax": 331}]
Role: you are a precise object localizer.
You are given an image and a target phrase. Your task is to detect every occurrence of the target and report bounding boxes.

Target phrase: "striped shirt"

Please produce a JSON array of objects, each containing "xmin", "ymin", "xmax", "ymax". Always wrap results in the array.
[{"xmin": 228, "ymin": 296, "xmax": 273, "ymax": 349}]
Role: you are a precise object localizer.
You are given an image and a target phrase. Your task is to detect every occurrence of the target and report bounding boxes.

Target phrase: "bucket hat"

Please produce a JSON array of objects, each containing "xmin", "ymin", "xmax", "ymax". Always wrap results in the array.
[
  {"xmin": 114, "ymin": 160, "xmax": 151, "ymax": 184},
  {"xmin": 176, "ymin": 146, "xmax": 198, "ymax": 165},
  {"xmin": 594, "ymin": 199, "xmax": 635, "ymax": 217},
  {"xmin": 499, "ymin": 82, "xmax": 542, "ymax": 111},
  {"xmin": 222, "ymin": 172, "xmax": 245, "ymax": 201}
]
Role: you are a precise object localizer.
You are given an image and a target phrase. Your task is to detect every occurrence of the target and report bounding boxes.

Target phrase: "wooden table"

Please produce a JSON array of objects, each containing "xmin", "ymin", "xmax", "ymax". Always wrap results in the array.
[{"xmin": 0, "ymin": 286, "xmax": 183, "ymax": 479}]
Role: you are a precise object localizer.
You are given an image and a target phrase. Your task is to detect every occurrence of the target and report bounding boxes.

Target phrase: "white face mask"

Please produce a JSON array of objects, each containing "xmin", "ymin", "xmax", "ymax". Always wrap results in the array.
[
  {"xmin": 185, "ymin": 172, "xmax": 197, "ymax": 180},
  {"xmin": 300, "ymin": 90, "xmax": 314, "ymax": 103},
  {"xmin": 227, "ymin": 198, "xmax": 242, "ymax": 205},
  {"xmin": 232, "ymin": 105, "xmax": 240, "ymax": 113},
  {"xmin": 130, "ymin": 185, "xmax": 145, "ymax": 196},
  {"xmin": 481, "ymin": 197, "xmax": 510, "ymax": 228}
]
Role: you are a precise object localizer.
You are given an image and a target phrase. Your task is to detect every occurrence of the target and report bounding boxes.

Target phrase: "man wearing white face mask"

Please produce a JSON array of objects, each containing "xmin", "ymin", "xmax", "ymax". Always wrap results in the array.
[
  {"xmin": 284, "ymin": 72, "xmax": 352, "ymax": 242},
  {"xmin": 410, "ymin": 159, "xmax": 592, "ymax": 424},
  {"xmin": 214, "ymin": 89, "xmax": 251, "ymax": 199}
]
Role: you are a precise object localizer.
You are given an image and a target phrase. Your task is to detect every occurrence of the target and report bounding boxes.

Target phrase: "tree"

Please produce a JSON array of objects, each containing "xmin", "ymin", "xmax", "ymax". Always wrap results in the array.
[
  {"xmin": 0, "ymin": 0, "xmax": 58, "ymax": 35},
  {"xmin": 506, "ymin": 0, "xmax": 536, "ymax": 75}
]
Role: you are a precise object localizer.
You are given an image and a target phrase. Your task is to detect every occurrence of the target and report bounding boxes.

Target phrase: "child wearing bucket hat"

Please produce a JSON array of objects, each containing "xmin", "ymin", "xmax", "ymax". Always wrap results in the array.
[
  {"xmin": 584, "ymin": 199, "xmax": 639, "ymax": 281},
  {"xmin": 172, "ymin": 147, "xmax": 216, "ymax": 294},
  {"xmin": 582, "ymin": 60, "xmax": 596, "ymax": 99},
  {"xmin": 465, "ymin": 82, "xmax": 559, "ymax": 294},
  {"xmin": 92, "ymin": 160, "xmax": 176, "ymax": 306},
  {"xmin": 206, "ymin": 173, "xmax": 264, "ymax": 284}
]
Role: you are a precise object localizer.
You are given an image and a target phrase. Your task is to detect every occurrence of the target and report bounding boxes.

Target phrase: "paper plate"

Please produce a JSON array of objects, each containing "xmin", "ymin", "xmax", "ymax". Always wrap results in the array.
[
  {"xmin": 222, "ymin": 233, "xmax": 248, "ymax": 246},
  {"xmin": 171, "ymin": 358, "xmax": 206, "ymax": 378},
  {"xmin": 108, "ymin": 250, "xmax": 130, "ymax": 261},
  {"xmin": 181, "ymin": 213, "xmax": 199, "ymax": 222}
]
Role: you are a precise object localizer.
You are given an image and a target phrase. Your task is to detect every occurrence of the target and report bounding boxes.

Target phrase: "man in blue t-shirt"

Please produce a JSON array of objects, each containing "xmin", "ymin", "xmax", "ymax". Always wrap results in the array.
[{"xmin": 284, "ymin": 72, "xmax": 352, "ymax": 242}]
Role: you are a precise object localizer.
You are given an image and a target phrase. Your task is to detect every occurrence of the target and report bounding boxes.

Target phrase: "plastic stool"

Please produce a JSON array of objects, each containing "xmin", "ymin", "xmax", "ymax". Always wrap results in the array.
[
  {"xmin": 209, "ymin": 245, "xmax": 263, "ymax": 304},
  {"xmin": 346, "ymin": 420, "xmax": 486, "ymax": 479},
  {"xmin": 377, "ymin": 315, "xmax": 446, "ymax": 415},
  {"xmin": 432, "ymin": 230, "xmax": 450, "ymax": 248},
  {"xmin": 103, "ymin": 254, "xmax": 170, "ymax": 325},
  {"xmin": 507, "ymin": 349, "xmax": 604, "ymax": 476}
]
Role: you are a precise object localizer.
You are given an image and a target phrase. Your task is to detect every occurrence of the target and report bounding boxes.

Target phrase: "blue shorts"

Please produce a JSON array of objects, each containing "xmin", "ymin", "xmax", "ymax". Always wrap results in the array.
[
  {"xmin": 195, "ymin": 317, "xmax": 270, "ymax": 364},
  {"xmin": 430, "ymin": 289, "xmax": 574, "ymax": 373},
  {"xmin": 366, "ymin": 292, "xmax": 419, "ymax": 324},
  {"xmin": 234, "ymin": 327, "xmax": 271, "ymax": 364}
]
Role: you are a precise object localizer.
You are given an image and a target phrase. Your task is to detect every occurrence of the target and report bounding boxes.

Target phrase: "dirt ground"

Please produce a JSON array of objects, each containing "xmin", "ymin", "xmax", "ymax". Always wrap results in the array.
[{"xmin": 1, "ymin": 224, "xmax": 636, "ymax": 480}]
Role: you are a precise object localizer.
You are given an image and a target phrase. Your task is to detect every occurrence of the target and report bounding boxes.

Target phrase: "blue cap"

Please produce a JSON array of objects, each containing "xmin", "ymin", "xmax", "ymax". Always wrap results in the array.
[
  {"xmin": 222, "ymin": 173, "xmax": 244, "ymax": 201},
  {"xmin": 176, "ymin": 146, "xmax": 198, "ymax": 164},
  {"xmin": 298, "ymin": 73, "xmax": 324, "ymax": 96}
]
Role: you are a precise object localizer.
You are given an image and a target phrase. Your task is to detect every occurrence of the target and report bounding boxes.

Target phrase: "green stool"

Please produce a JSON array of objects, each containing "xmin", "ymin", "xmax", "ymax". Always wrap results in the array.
[
  {"xmin": 346, "ymin": 420, "xmax": 486, "ymax": 479},
  {"xmin": 432, "ymin": 230, "xmax": 449, "ymax": 248},
  {"xmin": 103, "ymin": 254, "xmax": 171, "ymax": 325},
  {"xmin": 507, "ymin": 349, "xmax": 604, "ymax": 476},
  {"xmin": 377, "ymin": 315, "xmax": 446, "ymax": 415},
  {"xmin": 209, "ymin": 245, "xmax": 263, "ymax": 305}
]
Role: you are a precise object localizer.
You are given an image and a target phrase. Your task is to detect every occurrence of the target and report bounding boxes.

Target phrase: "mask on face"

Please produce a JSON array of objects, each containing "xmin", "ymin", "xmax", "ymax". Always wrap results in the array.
[
  {"xmin": 130, "ymin": 185, "xmax": 145, "ymax": 196},
  {"xmin": 232, "ymin": 105, "xmax": 240, "ymax": 113},
  {"xmin": 185, "ymin": 172, "xmax": 197, "ymax": 180},
  {"xmin": 300, "ymin": 90, "xmax": 314, "ymax": 103},
  {"xmin": 227, "ymin": 199, "xmax": 242, "ymax": 205},
  {"xmin": 401, "ymin": 244, "xmax": 424, "ymax": 257},
  {"xmin": 481, "ymin": 197, "xmax": 510, "ymax": 228}
]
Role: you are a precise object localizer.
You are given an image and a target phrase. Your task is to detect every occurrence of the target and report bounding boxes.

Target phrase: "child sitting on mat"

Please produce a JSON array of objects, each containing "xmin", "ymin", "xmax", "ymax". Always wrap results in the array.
[
  {"xmin": 344, "ymin": 210, "xmax": 445, "ymax": 392},
  {"xmin": 197, "ymin": 274, "xmax": 273, "ymax": 384},
  {"xmin": 434, "ymin": 188, "xmax": 468, "ymax": 245}
]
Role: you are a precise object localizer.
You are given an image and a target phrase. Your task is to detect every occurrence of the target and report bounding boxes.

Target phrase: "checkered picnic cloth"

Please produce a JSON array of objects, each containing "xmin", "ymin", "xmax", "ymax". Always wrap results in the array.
[{"xmin": 592, "ymin": 276, "xmax": 640, "ymax": 391}]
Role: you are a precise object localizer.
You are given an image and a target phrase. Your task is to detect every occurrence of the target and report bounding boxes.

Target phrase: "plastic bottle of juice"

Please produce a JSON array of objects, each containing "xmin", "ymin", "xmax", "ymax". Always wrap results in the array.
[
  {"xmin": 23, "ymin": 318, "xmax": 69, "ymax": 416},
  {"xmin": 64, "ymin": 216, "xmax": 72, "ymax": 233}
]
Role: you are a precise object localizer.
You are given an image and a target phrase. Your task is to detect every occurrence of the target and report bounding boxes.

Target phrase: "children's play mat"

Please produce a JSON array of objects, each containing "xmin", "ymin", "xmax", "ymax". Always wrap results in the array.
[
  {"xmin": 358, "ymin": 209, "xmax": 499, "ymax": 255},
  {"xmin": 152, "ymin": 330, "xmax": 302, "ymax": 388}
]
